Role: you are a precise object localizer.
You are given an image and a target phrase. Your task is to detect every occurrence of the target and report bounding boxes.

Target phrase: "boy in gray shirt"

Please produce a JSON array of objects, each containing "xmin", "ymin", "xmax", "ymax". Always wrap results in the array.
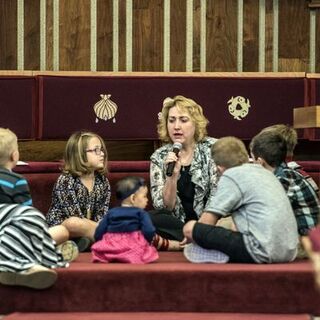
[{"xmin": 183, "ymin": 136, "xmax": 298, "ymax": 263}]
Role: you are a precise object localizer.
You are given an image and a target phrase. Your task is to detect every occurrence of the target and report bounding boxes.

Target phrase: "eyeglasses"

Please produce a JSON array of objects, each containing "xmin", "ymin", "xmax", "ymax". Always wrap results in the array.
[{"xmin": 86, "ymin": 147, "xmax": 105, "ymax": 155}]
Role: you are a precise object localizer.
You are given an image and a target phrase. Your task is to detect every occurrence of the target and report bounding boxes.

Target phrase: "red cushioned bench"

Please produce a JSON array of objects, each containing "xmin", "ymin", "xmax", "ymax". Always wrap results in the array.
[
  {"xmin": 0, "ymin": 252, "xmax": 319, "ymax": 316},
  {"xmin": 14, "ymin": 160, "xmax": 320, "ymax": 215},
  {"xmin": 13, "ymin": 161, "xmax": 151, "ymax": 213}
]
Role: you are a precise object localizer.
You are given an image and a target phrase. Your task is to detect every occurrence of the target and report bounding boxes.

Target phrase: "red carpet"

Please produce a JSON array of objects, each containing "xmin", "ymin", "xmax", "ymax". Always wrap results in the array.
[{"xmin": 0, "ymin": 252, "xmax": 319, "ymax": 315}]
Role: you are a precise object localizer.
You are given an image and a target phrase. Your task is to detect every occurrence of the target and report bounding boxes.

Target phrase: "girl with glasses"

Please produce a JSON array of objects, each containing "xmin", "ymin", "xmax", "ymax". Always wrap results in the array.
[{"xmin": 47, "ymin": 131, "xmax": 111, "ymax": 252}]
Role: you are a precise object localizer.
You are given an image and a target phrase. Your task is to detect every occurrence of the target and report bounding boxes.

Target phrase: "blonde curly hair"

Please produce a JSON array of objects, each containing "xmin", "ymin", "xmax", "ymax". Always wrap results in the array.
[{"xmin": 157, "ymin": 95, "xmax": 209, "ymax": 143}]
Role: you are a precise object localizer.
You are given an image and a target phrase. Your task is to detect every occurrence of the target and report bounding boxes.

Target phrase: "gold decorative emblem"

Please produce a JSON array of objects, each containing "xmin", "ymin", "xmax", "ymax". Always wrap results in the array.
[
  {"xmin": 93, "ymin": 94, "xmax": 118, "ymax": 123},
  {"xmin": 227, "ymin": 96, "xmax": 250, "ymax": 120}
]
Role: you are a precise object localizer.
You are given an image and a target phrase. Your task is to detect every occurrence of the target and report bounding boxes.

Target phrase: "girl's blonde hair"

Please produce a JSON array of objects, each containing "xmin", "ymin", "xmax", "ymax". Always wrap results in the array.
[
  {"xmin": 0, "ymin": 128, "xmax": 18, "ymax": 166},
  {"xmin": 157, "ymin": 95, "xmax": 209, "ymax": 143},
  {"xmin": 63, "ymin": 131, "xmax": 108, "ymax": 176}
]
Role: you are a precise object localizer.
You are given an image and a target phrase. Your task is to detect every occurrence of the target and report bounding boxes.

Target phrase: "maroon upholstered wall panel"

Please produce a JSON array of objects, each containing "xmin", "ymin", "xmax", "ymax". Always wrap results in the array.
[
  {"xmin": 0, "ymin": 77, "xmax": 36, "ymax": 139},
  {"xmin": 303, "ymin": 78, "xmax": 320, "ymax": 140},
  {"xmin": 38, "ymin": 76, "xmax": 306, "ymax": 140}
]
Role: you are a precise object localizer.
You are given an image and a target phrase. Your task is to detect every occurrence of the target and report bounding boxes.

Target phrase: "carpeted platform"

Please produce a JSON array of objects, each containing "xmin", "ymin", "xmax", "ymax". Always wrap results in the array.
[
  {"xmin": 2, "ymin": 312, "xmax": 312, "ymax": 320},
  {"xmin": 0, "ymin": 252, "xmax": 319, "ymax": 315}
]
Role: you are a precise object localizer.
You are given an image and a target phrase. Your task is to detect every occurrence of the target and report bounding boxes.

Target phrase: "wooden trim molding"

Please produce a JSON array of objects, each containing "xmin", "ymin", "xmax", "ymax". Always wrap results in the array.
[
  {"xmin": 308, "ymin": 0, "xmax": 320, "ymax": 8},
  {"xmin": 0, "ymin": 70, "xmax": 307, "ymax": 78}
]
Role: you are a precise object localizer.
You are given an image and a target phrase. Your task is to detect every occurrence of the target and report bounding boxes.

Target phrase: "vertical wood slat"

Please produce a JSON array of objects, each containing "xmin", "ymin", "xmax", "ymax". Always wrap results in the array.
[
  {"xmin": 97, "ymin": 0, "xmax": 113, "ymax": 71},
  {"xmin": 170, "ymin": 0, "xmax": 186, "ymax": 71},
  {"xmin": 193, "ymin": 0, "xmax": 201, "ymax": 72},
  {"xmin": 40, "ymin": 0, "xmax": 46, "ymax": 70},
  {"xmin": 0, "ymin": 0, "xmax": 17, "ymax": 69},
  {"xmin": 265, "ymin": 0, "xmax": 273, "ymax": 71},
  {"xmin": 24, "ymin": 0, "xmax": 40, "ymax": 70},
  {"xmin": 317, "ymin": 9, "xmax": 320, "ymax": 73},
  {"xmin": 126, "ymin": 0, "xmax": 132, "ymax": 71},
  {"xmin": 133, "ymin": 0, "xmax": 163, "ymax": 71},
  {"xmin": 237, "ymin": 0, "xmax": 243, "ymax": 72},
  {"xmin": 46, "ymin": 0, "xmax": 53, "ymax": 70},
  {"xmin": 243, "ymin": 0, "xmax": 259, "ymax": 71},
  {"xmin": 206, "ymin": 0, "xmax": 237, "ymax": 72},
  {"xmin": 278, "ymin": 0, "xmax": 309, "ymax": 72},
  {"xmin": 163, "ymin": 0, "xmax": 170, "ymax": 71},
  {"xmin": 59, "ymin": 0, "xmax": 90, "ymax": 71},
  {"xmin": 17, "ymin": 0, "xmax": 24, "ymax": 70},
  {"xmin": 118, "ymin": 0, "xmax": 126, "ymax": 71},
  {"xmin": 310, "ymin": 8, "xmax": 316, "ymax": 73}
]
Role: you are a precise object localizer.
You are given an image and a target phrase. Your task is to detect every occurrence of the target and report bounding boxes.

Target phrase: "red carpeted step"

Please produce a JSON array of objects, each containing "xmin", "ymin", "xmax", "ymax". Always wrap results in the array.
[
  {"xmin": 1, "ymin": 252, "xmax": 320, "ymax": 315},
  {"xmin": 2, "ymin": 312, "xmax": 312, "ymax": 320}
]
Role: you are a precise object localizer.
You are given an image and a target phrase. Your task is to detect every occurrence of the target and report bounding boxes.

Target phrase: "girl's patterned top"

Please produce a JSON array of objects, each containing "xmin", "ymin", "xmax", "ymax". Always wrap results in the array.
[
  {"xmin": 150, "ymin": 137, "xmax": 218, "ymax": 222},
  {"xmin": 46, "ymin": 172, "xmax": 111, "ymax": 226}
]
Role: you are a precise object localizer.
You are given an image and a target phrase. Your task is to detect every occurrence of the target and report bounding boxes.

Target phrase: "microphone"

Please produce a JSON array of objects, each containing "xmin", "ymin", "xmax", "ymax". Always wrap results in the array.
[{"xmin": 166, "ymin": 142, "xmax": 182, "ymax": 177}]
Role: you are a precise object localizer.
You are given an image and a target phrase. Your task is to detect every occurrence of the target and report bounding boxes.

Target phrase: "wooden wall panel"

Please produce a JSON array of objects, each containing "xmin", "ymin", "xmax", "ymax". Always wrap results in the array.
[
  {"xmin": 24, "ymin": 0, "xmax": 40, "ymax": 70},
  {"xmin": 46, "ymin": 0, "xmax": 53, "ymax": 70},
  {"xmin": 278, "ymin": 0, "xmax": 309, "ymax": 72},
  {"xmin": 0, "ymin": 0, "xmax": 319, "ymax": 73},
  {"xmin": 97, "ymin": 0, "xmax": 113, "ymax": 71},
  {"xmin": 118, "ymin": 0, "xmax": 127, "ymax": 71},
  {"xmin": 18, "ymin": 140, "xmax": 156, "ymax": 161},
  {"xmin": 59, "ymin": 0, "xmax": 90, "ymax": 71},
  {"xmin": 170, "ymin": 0, "xmax": 186, "ymax": 72},
  {"xmin": 316, "ymin": 9, "xmax": 320, "ymax": 73},
  {"xmin": 133, "ymin": 0, "xmax": 163, "ymax": 71},
  {"xmin": 206, "ymin": 0, "xmax": 237, "ymax": 72},
  {"xmin": 243, "ymin": 0, "xmax": 259, "ymax": 71},
  {"xmin": 193, "ymin": 0, "xmax": 201, "ymax": 72},
  {"xmin": 265, "ymin": 0, "xmax": 274, "ymax": 71},
  {"xmin": 0, "ymin": 0, "xmax": 17, "ymax": 70}
]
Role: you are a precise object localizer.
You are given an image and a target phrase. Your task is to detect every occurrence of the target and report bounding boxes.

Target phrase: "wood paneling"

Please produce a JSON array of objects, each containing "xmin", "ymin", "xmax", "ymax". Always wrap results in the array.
[
  {"xmin": 46, "ymin": 0, "xmax": 53, "ymax": 71},
  {"xmin": 118, "ymin": 0, "xmax": 126, "ymax": 71},
  {"xmin": 265, "ymin": 0, "xmax": 274, "ymax": 71},
  {"xmin": 0, "ymin": 0, "xmax": 17, "ymax": 70},
  {"xmin": 24, "ymin": 0, "xmax": 40, "ymax": 70},
  {"xmin": 170, "ymin": 0, "xmax": 186, "ymax": 72},
  {"xmin": 18, "ymin": 140, "xmax": 156, "ymax": 161},
  {"xmin": 0, "ymin": 1, "xmax": 319, "ymax": 73},
  {"xmin": 193, "ymin": 0, "xmax": 201, "ymax": 72},
  {"xmin": 243, "ymin": 0, "xmax": 259, "ymax": 71},
  {"xmin": 59, "ymin": 0, "xmax": 91, "ymax": 71},
  {"xmin": 316, "ymin": 9, "xmax": 320, "ymax": 72},
  {"xmin": 97, "ymin": 0, "xmax": 113, "ymax": 71},
  {"xmin": 133, "ymin": 0, "xmax": 163, "ymax": 71},
  {"xmin": 278, "ymin": 0, "xmax": 309, "ymax": 72},
  {"xmin": 206, "ymin": 0, "xmax": 237, "ymax": 72}
]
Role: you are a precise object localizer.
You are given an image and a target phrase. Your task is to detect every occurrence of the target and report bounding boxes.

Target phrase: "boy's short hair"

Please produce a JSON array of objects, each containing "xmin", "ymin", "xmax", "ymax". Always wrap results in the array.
[
  {"xmin": 260, "ymin": 124, "xmax": 297, "ymax": 156},
  {"xmin": 211, "ymin": 136, "xmax": 249, "ymax": 169},
  {"xmin": 116, "ymin": 176, "xmax": 146, "ymax": 201},
  {"xmin": 250, "ymin": 131, "xmax": 287, "ymax": 167},
  {"xmin": 0, "ymin": 128, "xmax": 18, "ymax": 166}
]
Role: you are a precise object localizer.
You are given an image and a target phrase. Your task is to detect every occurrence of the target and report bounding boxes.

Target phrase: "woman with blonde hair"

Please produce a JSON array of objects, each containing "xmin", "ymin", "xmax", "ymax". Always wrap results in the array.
[{"xmin": 150, "ymin": 95, "xmax": 218, "ymax": 244}]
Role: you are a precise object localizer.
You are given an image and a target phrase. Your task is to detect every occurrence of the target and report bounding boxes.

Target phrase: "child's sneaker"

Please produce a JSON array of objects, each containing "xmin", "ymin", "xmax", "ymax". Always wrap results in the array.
[
  {"xmin": 0, "ymin": 265, "xmax": 57, "ymax": 289},
  {"xmin": 57, "ymin": 240, "xmax": 79, "ymax": 262},
  {"xmin": 184, "ymin": 243, "xmax": 229, "ymax": 264}
]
